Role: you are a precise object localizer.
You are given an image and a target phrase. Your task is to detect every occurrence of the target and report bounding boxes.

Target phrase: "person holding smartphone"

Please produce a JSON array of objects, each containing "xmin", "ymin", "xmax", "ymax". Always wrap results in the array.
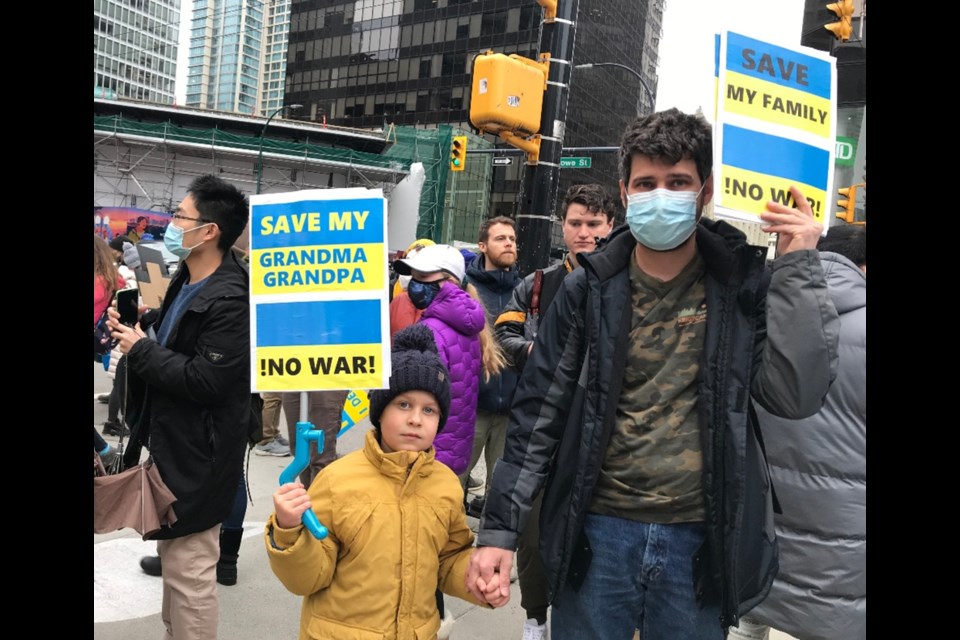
[{"xmin": 107, "ymin": 174, "xmax": 252, "ymax": 640}]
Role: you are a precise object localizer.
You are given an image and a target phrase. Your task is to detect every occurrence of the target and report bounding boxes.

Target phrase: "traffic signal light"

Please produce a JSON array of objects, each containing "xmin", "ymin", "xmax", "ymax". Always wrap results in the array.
[
  {"xmin": 836, "ymin": 183, "xmax": 859, "ymax": 223},
  {"xmin": 825, "ymin": 0, "xmax": 854, "ymax": 41},
  {"xmin": 450, "ymin": 135, "xmax": 467, "ymax": 172}
]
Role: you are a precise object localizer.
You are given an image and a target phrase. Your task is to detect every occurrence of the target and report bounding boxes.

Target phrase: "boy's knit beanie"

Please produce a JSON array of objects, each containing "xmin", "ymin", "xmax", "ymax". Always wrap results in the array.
[{"xmin": 369, "ymin": 324, "xmax": 451, "ymax": 432}]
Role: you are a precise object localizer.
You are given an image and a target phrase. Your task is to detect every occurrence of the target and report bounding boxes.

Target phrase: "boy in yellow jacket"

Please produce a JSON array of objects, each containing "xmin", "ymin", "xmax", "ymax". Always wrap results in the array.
[{"xmin": 266, "ymin": 324, "xmax": 508, "ymax": 640}]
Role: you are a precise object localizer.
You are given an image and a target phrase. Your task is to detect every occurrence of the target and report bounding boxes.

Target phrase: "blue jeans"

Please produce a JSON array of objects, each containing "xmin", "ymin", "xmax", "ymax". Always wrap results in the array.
[
  {"xmin": 222, "ymin": 476, "xmax": 247, "ymax": 532},
  {"xmin": 552, "ymin": 514, "xmax": 723, "ymax": 640}
]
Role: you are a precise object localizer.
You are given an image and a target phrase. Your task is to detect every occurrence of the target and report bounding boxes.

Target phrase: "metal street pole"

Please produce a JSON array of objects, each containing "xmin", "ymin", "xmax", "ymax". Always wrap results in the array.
[
  {"xmin": 574, "ymin": 62, "xmax": 654, "ymax": 116},
  {"xmin": 256, "ymin": 104, "xmax": 302, "ymax": 195},
  {"xmin": 515, "ymin": 0, "xmax": 581, "ymax": 277}
]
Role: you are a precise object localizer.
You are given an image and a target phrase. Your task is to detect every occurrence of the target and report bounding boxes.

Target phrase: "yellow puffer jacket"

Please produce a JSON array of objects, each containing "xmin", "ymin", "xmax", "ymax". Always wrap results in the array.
[{"xmin": 265, "ymin": 429, "xmax": 484, "ymax": 640}]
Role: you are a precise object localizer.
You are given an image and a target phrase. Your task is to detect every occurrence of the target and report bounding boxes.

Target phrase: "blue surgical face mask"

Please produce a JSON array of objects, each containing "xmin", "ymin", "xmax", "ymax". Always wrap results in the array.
[
  {"xmin": 164, "ymin": 222, "xmax": 210, "ymax": 259},
  {"xmin": 625, "ymin": 183, "xmax": 706, "ymax": 251},
  {"xmin": 408, "ymin": 278, "xmax": 443, "ymax": 309}
]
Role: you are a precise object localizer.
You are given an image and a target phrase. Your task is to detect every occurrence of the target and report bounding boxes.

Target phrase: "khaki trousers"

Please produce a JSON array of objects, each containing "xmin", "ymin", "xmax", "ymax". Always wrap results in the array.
[
  {"xmin": 259, "ymin": 391, "xmax": 284, "ymax": 443},
  {"xmin": 157, "ymin": 524, "xmax": 221, "ymax": 639}
]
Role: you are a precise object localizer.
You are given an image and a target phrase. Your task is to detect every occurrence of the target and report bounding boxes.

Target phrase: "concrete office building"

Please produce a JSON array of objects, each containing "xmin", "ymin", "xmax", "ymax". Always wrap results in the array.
[{"xmin": 94, "ymin": 0, "xmax": 181, "ymax": 104}]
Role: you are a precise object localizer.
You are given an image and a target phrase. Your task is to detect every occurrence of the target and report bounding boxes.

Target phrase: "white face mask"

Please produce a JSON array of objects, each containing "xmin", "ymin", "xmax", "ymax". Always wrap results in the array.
[{"xmin": 625, "ymin": 183, "xmax": 706, "ymax": 251}]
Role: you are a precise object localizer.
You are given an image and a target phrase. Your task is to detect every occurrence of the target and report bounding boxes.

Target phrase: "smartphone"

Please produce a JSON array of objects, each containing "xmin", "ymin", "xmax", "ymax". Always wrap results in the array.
[{"xmin": 116, "ymin": 288, "xmax": 140, "ymax": 326}]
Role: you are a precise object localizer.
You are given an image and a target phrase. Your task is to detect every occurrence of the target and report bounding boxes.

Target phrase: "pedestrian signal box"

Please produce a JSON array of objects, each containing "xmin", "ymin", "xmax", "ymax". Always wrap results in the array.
[
  {"xmin": 825, "ymin": 0, "xmax": 855, "ymax": 41},
  {"xmin": 470, "ymin": 51, "xmax": 549, "ymax": 136}
]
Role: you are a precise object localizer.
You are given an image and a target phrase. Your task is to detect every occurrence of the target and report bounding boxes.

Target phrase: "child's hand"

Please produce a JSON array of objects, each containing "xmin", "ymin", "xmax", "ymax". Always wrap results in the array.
[
  {"xmin": 273, "ymin": 482, "xmax": 312, "ymax": 529},
  {"xmin": 475, "ymin": 573, "xmax": 511, "ymax": 608}
]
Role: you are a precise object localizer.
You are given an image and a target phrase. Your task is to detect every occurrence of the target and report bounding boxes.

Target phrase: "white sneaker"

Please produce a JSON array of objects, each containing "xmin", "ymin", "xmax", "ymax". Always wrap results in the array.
[
  {"xmin": 437, "ymin": 610, "xmax": 455, "ymax": 640},
  {"xmin": 522, "ymin": 618, "xmax": 548, "ymax": 640}
]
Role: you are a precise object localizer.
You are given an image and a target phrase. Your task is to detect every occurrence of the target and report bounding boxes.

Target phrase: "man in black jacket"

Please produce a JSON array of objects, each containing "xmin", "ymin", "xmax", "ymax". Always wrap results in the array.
[
  {"xmin": 492, "ymin": 183, "xmax": 615, "ymax": 639},
  {"xmin": 108, "ymin": 174, "xmax": 251, "ymax": 640},
  {"xmin": 495, "ymin": 184, "xmax": 616, "ymax": 373},
  {"xmin": 466, "ymin": 109, "xmax": 839, "ymax": 639},
  {"xmin": 462, "ymin": 216, "xmax": 521, "ymax": 516}
]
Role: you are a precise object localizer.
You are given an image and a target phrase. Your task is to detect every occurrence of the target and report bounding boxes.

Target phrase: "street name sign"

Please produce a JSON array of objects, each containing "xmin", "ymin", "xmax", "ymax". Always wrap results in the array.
[{"xmin": 560, "ymin": 157, "xmax": 591, "ymax": 169}]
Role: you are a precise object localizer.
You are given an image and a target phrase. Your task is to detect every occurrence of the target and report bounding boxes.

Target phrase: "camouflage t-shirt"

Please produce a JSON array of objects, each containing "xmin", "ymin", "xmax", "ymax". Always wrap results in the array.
[{"xmin": 589, "ymin": 251, "xmax": 707, "ymax": 524}]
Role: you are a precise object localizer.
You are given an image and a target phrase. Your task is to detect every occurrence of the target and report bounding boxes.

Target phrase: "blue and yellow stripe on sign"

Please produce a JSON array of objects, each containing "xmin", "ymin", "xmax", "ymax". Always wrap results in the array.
[
  {"xmin": 723, "ymin": 70, "xmax": 831, "ymax": 139},
  {"xmin": 723, "ymin": 124, "xmax": 828, "ymax": 189},
  {"xmin": 721, "ymin": 124, "xmax": 829, "ymax": 222},
  {"xmin": 339, "ymin": 389, "xmax": 370, "ymax": 436},
  {"xmin": 256, "ymin": 344, "xmax": 384, "ymax": 391},
  {"xmin": 250, "ymin": 243, "xmax": 384, "ymax": 295},
  {"xmin": 720, "ymin": 165, "xmax": 827, "ymax": 223},
  {"xmin": 256, "ymin": 299, "xmax": 382, "ymax": 346},
  {"xmin": 251, "ymin": 198, "xmax": 384, "ymax": 250},
  {"xmin": 725, "ymin": 32, "xmax": 832, "ymax": 99}
]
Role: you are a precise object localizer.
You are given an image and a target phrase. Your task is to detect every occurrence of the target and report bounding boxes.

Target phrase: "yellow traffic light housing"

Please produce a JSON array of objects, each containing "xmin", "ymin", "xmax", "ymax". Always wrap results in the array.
[
  {"xmin": 835, "ymin": 182, "xmax": 863, "ymax": 223},
  {"xmin": 825, "ymin": 0, "xmax": 855, "ymax": 41},
  {"xmin": 450, "ymin": 135, "xmax": 467, "ymax": 172},
  {"xmin": 470, "ymin": 51, "xmax": 549, "ymax": 137}
]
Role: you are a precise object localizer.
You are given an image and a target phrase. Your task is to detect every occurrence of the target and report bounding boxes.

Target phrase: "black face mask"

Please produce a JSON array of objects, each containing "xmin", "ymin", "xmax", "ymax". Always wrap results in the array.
[{"xmin": 408, "ymin": 278, "xmax": 442, "ymax": 309}]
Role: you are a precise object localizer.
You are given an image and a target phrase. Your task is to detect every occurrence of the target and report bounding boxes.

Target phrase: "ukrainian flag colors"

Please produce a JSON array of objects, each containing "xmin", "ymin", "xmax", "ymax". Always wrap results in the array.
[
  {"xmin": 249, "ymin": 188, "xmax": 391, "ymax": 393},
  {"xmin": 714, "ymin": 30, "xmax": 837, "ymax": 224}
]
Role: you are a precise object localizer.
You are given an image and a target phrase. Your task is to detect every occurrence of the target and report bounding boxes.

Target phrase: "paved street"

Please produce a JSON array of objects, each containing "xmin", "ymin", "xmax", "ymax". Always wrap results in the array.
[{"xmin": 93, "ymin": 362, "xmax": 796, "ymax": 640}]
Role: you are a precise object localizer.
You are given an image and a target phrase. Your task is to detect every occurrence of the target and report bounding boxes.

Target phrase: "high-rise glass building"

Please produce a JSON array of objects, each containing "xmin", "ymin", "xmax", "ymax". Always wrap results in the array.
[
  {"xmin": 260, "ymin": 0, "xmax": 295, "ymax": 116},
  {"xmin": 185, "ymin": 0, "xmax": 264, "ymax": 114},
  {"xmin": 94, "ymin": 0, "xmax": 181, "ymax": 104},
  {"xmin": 284, "ymin": 0, "xmax": 663, "ymax": 223}
]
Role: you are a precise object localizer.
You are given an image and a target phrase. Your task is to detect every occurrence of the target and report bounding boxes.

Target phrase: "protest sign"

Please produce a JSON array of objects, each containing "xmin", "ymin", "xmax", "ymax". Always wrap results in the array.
[
  {"xmin": 249, "ymin": 188, "xmax": 391, "ymax": 392},
  {"xmin": 714, "ymin": 31, "xmax": 836, "ymax": 224}
]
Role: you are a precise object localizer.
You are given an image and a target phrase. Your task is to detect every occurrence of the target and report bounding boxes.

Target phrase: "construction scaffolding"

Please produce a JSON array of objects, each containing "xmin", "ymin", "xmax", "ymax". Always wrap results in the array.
[{"xmin": 94, "ymin": 108, "xmax": 490, "ymax": 245}]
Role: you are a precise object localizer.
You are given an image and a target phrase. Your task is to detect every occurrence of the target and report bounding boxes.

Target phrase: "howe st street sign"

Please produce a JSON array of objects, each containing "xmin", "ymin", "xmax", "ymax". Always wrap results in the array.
[{"xmin": 560, "ymin": 157, "xmax": 591, "ymax": 169}]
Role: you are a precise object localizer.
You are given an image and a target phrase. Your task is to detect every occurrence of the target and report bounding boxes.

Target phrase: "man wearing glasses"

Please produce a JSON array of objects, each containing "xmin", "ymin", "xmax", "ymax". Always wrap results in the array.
[{"xmin": 108, "ymin": 174, "xmax": 252, "ymax": 640}]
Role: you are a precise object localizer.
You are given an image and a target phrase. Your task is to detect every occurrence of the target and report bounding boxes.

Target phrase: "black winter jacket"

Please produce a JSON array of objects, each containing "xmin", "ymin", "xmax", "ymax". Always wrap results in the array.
[
  {"xmin": 465, "ymin": 254, "xmax": 521, "ymax": 414},
  {"xmin": 478, "ymin": 221, "xmax": 839, "ymax": 628},
  {"xmin": 123, "ymin": 250, "xmax": 252, "ymax": 540}
]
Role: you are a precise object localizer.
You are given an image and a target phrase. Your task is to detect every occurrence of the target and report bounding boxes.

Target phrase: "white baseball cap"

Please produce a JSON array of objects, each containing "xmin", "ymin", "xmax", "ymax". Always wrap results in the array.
[{"xmin": 393, "ymin": 243, "xmax": 465, "ymax": 282}]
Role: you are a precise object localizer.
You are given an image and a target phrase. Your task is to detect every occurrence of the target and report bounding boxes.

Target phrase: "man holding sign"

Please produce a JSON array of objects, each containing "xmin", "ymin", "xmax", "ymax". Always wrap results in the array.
[{"xmin": 467, "ymin": 109, "xmax": 840, "ymax": 638}]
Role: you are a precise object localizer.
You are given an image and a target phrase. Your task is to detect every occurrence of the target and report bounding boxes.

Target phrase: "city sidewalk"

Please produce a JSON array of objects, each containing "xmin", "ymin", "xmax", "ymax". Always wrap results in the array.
[{"xmin": 93, "ymin": 363, "xmax": 797, "ymax": 640}]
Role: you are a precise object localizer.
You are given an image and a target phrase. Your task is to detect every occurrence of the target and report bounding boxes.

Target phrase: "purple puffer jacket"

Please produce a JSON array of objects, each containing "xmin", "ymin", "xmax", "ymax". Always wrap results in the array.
[{"xmin": 419, "ymin": 281, "xmax": 485, "ymax": 475}]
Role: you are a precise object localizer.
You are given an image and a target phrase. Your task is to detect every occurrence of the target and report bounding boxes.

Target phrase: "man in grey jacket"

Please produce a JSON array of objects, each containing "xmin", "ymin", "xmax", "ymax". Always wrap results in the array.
[
  {"xmin": 466, "ymin": 108, "xmax": 840, "ymax": 639},
  {"xmin": 729, "ymin": 224, "xmax": 866, "ymax": 640}
]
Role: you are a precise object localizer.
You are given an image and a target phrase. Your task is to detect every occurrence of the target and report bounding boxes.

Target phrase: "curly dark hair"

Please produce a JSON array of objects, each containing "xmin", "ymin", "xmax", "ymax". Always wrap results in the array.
[
  {"xmin": 561, "ymin": 183, "xmax": 616, "ymax": 222},
  {"xmin": 618, "ymin": 108, "xmax": 713, "ymax": 186}
]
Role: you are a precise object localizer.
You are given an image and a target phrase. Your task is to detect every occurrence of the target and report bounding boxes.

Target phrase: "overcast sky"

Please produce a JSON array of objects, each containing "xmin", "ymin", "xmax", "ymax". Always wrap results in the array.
[{"xmin": 655, "ymin": 0, "xmax": 806, "ymax": 116}]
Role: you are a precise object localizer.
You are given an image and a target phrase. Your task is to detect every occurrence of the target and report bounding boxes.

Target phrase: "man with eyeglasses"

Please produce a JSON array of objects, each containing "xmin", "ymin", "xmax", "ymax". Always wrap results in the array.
[{"xmin": 107, "ymin": 174, "xmax": 252, "ymax": 640}]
